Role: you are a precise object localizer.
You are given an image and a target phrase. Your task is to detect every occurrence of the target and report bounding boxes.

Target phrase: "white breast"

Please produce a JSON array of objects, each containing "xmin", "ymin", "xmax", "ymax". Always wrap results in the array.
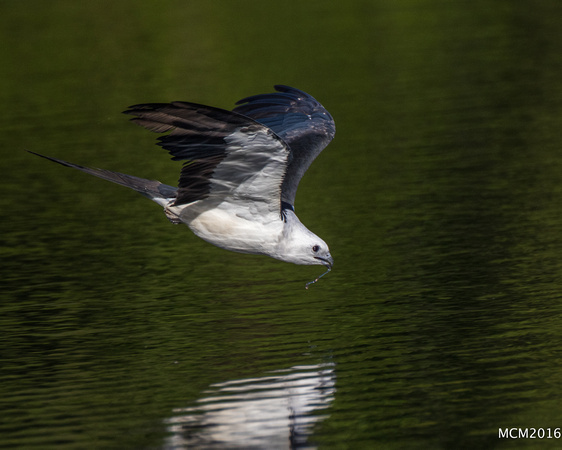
[{"xmin": 180, "ymin": 204, "xmax": 284, "ymax": 256}]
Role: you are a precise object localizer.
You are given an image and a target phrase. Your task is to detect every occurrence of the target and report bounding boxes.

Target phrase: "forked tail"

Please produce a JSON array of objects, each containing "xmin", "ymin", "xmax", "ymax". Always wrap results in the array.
[{"xmin": 28, "ymin": 151, "xmax": 177, "ymax": 205}]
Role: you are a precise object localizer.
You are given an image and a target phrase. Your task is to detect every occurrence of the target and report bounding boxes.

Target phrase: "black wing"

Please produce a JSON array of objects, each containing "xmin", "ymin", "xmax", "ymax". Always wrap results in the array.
[
  {"xmin": 233, "ymin": 85, "xmax": 335, "ymax": 206},
  {"xmin": 123, "ymin": 102, "xmax": 289, "ymax": 218}
]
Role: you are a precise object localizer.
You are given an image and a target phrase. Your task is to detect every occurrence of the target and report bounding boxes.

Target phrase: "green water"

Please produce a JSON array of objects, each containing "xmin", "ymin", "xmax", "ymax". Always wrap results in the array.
[{"xmin": 3, "ymin": 1, "xmax": 562, "ymax": 448}]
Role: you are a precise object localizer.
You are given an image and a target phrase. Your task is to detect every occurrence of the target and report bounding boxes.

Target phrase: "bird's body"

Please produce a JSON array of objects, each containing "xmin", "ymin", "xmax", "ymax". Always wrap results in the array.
[
  {"xmin": 31, "ymin": 85, "xmax": 335, "ymax": 284},
  {"xmin": 171, "ymin": 200, "xmax": 285, "ymax": 258}
]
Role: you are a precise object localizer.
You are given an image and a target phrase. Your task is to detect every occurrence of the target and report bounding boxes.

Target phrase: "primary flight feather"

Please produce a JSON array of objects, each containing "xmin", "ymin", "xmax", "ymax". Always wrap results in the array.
[{"xmin": 30, "ymin": 85, "xmax": 335, "ymax": 286}]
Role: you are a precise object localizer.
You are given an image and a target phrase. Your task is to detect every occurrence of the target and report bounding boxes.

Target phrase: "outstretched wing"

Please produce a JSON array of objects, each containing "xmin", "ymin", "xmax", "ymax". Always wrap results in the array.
[
  {"xmin": 123, "ymin": 102, "xmax": 290, "ymax": 219},
  {"xmin": 233, "ymin": 85, "xmax": 335, "ymax": 206}
]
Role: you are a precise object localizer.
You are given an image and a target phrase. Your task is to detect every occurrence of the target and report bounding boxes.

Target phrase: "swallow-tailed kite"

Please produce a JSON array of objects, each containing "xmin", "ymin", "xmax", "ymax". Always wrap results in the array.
[{"xmin": 30, "ymin": 85, "xmax": 335, "ymax": 288}]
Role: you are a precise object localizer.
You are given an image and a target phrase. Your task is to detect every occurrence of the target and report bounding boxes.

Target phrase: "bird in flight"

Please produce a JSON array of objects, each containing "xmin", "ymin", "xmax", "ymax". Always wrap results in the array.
[{"xmin": 30, "ymin": 85, "xmax": 335, "ymax": 288}]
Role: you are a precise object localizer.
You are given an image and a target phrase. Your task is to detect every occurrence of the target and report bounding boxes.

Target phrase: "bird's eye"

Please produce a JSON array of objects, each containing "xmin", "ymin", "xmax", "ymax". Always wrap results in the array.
[{"xmin": 312, "ymin": 245, "xmax": 320, "ymax": 252}]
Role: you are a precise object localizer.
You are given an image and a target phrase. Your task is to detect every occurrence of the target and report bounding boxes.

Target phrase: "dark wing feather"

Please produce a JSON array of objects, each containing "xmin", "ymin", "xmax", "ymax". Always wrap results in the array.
[
  {"xmin": 233, "ymin": 85, "xmax": 335, "ymax": 205},
  {"xmin": 123, "ymin": 102, "xmax": 289, "ymax": 210}
]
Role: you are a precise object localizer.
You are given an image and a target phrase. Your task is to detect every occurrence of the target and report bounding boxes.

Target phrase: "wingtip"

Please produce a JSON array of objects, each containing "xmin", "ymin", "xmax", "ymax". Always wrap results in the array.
[
  {"xmin": 234, "ymin": 85, "xmax": 300, "ymax": 106},
  {"xmin": 122, "ymin": 103, "xmax": 158, "ymax": 115},
  {"xmin": 273, "ymin": 85, "xmax": 306, "ymax": 95},
  {"xmin": 273, "ymin": 84, "xmax": 294, "ymax": 91}
]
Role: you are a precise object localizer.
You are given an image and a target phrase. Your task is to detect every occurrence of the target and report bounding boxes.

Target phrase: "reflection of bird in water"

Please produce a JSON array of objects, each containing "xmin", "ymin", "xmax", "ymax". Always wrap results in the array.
[
  {"xmin": 164, "ymin": 363, "xmax": 335, "ymax": 449},
  {"xmin": 30, "ymin": 86, "xmax": 335, "ymax": 287}
]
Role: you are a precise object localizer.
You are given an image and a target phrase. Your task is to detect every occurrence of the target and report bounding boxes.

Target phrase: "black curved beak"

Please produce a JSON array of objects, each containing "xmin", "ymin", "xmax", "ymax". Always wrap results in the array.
[{"xmin": 315, "ymin": 255, "xmax": 333, "ymax": 269}]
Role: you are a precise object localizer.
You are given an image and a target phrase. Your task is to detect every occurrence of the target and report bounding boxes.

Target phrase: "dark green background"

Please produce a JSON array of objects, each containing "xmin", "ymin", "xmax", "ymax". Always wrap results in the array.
[{"xmin": 2, "ymin": 1, "xmax": 562, "ymax": 448}]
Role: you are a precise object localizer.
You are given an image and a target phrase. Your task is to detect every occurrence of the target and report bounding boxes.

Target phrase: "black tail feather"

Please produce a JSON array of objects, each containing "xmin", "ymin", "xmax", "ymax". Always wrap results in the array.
[{"xmin": 28, "ymin": 151, "xmax": 177, "ymax": 200}]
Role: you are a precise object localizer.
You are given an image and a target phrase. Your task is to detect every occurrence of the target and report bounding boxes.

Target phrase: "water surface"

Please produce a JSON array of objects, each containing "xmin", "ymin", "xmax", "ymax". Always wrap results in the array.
[{"xmin": 2, "ymin": 1, "xmax": 562, "ymax": 448}]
